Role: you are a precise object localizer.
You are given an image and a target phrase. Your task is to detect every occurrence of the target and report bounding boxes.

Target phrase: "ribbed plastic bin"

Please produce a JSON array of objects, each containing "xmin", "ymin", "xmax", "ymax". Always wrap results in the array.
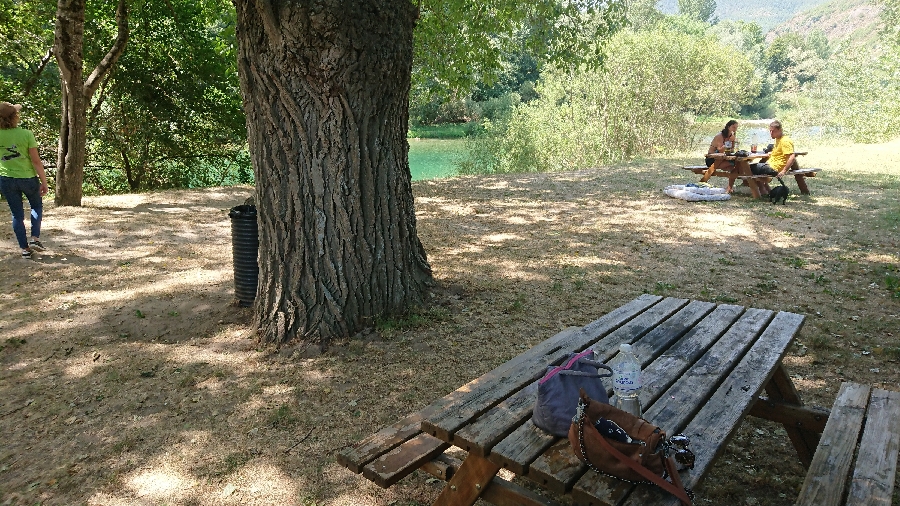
[{"xmin": 229, "ymin": 204, "xmax": 258, "ymax": 306}]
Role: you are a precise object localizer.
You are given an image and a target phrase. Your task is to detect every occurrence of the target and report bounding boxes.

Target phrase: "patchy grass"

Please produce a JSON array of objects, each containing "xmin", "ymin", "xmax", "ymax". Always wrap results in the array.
[{"xmin": 1, "ymin": 138, "xmax": 900, "ymax": 505}]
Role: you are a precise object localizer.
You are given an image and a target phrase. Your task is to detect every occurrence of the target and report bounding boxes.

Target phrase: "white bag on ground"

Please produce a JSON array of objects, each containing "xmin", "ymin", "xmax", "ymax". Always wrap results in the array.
[{"xmin": 664, "ymin": 184, "xmax": 731, "ymax": 202}]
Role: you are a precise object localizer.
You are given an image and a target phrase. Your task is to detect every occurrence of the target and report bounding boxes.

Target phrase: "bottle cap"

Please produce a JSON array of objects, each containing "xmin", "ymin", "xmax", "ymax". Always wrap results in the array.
[{"xmin": 619, "ymin": 343, "xmax": 632, "ymax": 353}]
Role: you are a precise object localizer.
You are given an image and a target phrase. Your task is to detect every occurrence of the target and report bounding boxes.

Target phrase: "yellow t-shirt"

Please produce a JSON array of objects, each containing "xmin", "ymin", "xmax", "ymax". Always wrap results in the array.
[{"xmin": 768, "ymin": 135, "xmax": 794, "ymax": 172}]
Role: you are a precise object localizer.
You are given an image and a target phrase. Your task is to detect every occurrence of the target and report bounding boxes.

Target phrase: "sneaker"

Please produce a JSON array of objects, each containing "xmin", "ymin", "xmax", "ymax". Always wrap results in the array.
[
  {"xmin": 28, "ymin": 239, "xmax": 45, "ymax": 251},
  {"xmin": 22, "ymin": 248, "xmax": 32, "ymax": 259}
]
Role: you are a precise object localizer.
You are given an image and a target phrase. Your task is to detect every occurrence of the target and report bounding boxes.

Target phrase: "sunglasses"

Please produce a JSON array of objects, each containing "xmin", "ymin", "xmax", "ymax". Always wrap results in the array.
[{"xmin": 665, "ymin": 434, "xmax": 696, "ymax": 469}]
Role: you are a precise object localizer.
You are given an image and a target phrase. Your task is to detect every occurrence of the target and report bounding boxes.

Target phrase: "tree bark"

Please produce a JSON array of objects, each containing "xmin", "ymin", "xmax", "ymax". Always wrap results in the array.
[
  {"xmin": 234, "ymin": 0, "xmax": 433, "ymax": 345},
  {"xmin": 54, "ymin": 0, "xmax": 128, "ymax": 206}
]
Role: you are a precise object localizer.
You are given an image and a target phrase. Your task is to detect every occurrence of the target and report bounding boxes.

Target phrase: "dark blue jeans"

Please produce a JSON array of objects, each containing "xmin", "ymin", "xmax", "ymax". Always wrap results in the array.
[{"xmin": 0, "ymin": 176, "xmax": 42, "ymax": 249}]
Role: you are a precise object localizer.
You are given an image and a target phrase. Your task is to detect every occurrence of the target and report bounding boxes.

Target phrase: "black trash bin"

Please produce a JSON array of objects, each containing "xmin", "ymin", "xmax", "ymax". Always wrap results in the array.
[{"xmin": 229, "ymin": 204, "xmax": 258, "ymax": 307}]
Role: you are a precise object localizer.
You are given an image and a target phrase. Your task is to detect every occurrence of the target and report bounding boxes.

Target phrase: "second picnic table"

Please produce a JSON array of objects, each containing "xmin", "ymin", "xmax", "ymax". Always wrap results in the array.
[
  {"xmin": 338, "ymin": 295, "xmax": 827, "ymax": 506},
  {"xmin": 685, "ymin": 151, "xmax": 821, "ymax": 198}
]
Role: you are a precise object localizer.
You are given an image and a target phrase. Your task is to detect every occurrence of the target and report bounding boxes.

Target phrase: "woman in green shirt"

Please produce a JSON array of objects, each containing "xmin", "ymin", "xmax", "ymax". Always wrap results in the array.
[{"xmin": 0, "ymin": 102, "xmax": 48, "ymax": 258}]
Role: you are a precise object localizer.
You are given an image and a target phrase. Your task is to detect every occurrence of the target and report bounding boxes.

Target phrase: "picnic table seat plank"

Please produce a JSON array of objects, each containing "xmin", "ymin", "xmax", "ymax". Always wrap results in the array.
[
  {"xmin": 487, "ymin": 297, "xmax": 690, "ymax": 474},
  {"xmin": 846, "ymin": 388, "xmax": 900, "ymax": 506},
  {"xmin": 362, "ymin": 433, "xmax": 451, "ymax": 487},
  {"xmin": 337, "ymin": 407, "xmax": 447, "ymax": 473},
  {"xmin": 616, "ymin": 311, "xmax": 806, "ymax": 506},
  {"xmin": 423, "ymin": 296, "xmax": 667, "ymax": 441},
  {"xmin": 795, "ymin": 382, "xmax": 870, "ymax": 506}
]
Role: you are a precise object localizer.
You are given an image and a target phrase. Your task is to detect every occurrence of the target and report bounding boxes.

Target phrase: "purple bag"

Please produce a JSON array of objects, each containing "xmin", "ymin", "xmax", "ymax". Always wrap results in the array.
[{"xmin": 532, "ymin": 349, "xmax": 613, "ymax": 437}]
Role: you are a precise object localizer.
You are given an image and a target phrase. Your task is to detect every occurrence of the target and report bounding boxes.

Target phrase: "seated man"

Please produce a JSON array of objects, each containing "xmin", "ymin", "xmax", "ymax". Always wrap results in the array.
[{"xmin": 754, "ymin": 120, "xmax": 796, "ymax": 196}]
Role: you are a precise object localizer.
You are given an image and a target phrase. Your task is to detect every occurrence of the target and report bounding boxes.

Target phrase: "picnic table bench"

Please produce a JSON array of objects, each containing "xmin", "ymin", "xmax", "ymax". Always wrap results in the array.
[
  {"xmin": 338, "ymin": 295, "xmax": 828, "ymax": 505},
  {"xmin": 679, "ymin": 152, "xmax": 822, "ymax": 197},
  {"xmin": 796, "ymin": 381, "xmax": 900, "ymax": 506}
]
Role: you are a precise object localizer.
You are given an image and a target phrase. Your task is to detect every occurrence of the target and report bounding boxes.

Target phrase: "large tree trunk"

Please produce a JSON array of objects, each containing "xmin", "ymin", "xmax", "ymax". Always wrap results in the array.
[
  {"xmin": 234, "ymin": 0, "xmax": 433, "ymax": 345},
  {"xmin": 54, "ymin": 0, "xmax": 128, "ymax": 206}
]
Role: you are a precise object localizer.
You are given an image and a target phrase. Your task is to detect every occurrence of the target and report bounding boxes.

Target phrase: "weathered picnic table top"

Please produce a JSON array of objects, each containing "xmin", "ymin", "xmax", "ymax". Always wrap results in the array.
[{"xmin": 338, "ymin": 295, "xmax": 817, "ymax": 506}]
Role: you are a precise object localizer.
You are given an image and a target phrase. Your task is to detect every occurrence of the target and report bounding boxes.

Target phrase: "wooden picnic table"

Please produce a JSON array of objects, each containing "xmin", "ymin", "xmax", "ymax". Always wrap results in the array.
[
  {"xmin": 694, "ymin": 152, "xmax": 819, "ymax": 198},
  {"xmin": 338, "ymin": 295, "xmax": 827, "ymax": 506}
]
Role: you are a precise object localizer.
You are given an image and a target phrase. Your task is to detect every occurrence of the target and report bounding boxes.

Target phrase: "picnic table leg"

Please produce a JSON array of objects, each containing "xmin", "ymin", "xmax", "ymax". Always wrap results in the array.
[
  {"xmin": 763, "ymin": 363, "xmax": 820, "ymax": 466},
  {"xmin": 700, "ymin": 164, "xmax": 715, "ymax": 183},
  {"xmin": 432, "ymin": 453, "xmax": 501, "ymax": 506},
  {"xmin": 794, "ymin": 174, "xmax": 810, "ymax": 195},
  {"xmin": 736, "ymin": 160, "xmax": 762, "ymax": 198}
]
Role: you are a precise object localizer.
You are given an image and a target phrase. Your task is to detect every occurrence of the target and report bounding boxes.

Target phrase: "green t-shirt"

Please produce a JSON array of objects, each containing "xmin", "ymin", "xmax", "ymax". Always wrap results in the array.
[{"xmin": 0, "ymin": 127, "xmax": 38, "ymax": 178}]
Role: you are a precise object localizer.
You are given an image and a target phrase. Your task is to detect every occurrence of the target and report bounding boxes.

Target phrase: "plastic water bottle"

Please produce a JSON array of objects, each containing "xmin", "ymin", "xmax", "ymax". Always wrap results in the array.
[{"xmin": 612, "ymin": 343, "xmax": 643, "ymax": 417}]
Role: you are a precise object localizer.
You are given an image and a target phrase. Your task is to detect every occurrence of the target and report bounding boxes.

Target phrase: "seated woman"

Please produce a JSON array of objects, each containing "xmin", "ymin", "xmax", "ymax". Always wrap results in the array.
[{"xmin": 701, "ymin": 119, "xmax": 740, "ymax": 193}]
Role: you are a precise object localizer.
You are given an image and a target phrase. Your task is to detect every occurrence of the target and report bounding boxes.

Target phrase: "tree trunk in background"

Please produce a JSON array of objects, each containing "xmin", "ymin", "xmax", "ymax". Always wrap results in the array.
[
  {"xmin": 54, "ymin": 0, "xmax": 128, "ymax": 206},
  {"xmin": 234, "ymin": 0, "xmax": 433, "ymax": 345}
]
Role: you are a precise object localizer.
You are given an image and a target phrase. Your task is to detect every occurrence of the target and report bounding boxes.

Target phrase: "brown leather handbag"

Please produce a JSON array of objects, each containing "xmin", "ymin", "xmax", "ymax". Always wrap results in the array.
[{"xmin": 568, "ymin": 389, "xmax": 693, "ymax": 506}]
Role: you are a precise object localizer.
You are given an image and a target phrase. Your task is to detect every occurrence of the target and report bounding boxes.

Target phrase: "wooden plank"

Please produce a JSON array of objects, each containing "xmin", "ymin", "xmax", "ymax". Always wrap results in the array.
[
  {"xmin": 570, "ymin": 307, "xmax": 773, "ymax": 506},
  {"xmin": 337, "ymin": 407, "xmax": 445, "ymax": 473},
  {"xmin": 748, "ymin": 397, "xmax": 830, "ymax": 433},
  {"xmin": 421, "ymin": 454, "xmax": 566, "ymax": 506},
  {"xmin": 489, "ymin": 419, "xmax": 558, "ymax": 475},
  {"xmin": 489, "ymin": 298, "xmax": 689, "ymax": 475},
  {"xmin": 846, "ymin": 388, "xmax": 900, "ymax": 506},
  {"xmin": 423, "ymin": 296, "xmax": 663, "ymax": 442},
  {"xmin": 453, "ymin": 382, "xmax": 538, "ymax": 457},
  {"xmin": 626, "ymin": 299, "xmax": 717, "ymax": 367},
  {"xmin": 433, "ymin": 453, "xmax": 502, "ymax": 506},
  {"xmin": 619, "ymin": 311, "xmax": 806, "ymax": 506},
  {"xmin": 795, "ymin": 382, "xmax": 870, "ymax": 506},
  {"xmin": 525, "ymin": 439, "xmax": 586, "ymax": 494},
  {"xmin": 590, "ymin": 297, "xmax": 693, "ymax": 364},
  {"xmin": 421, "ymin": 454, "xmax": 458, "ymax": 482},
  {"xmin": 638, "ymin": 305, "xmax": 751, "ymax": 408},
  {"xmin": 640, "ymin": 308, "xmax": 774, "ymax": 434},
  {"xmin": 361, "ymin": 433, "xmax": 450, "ymax": 487}
]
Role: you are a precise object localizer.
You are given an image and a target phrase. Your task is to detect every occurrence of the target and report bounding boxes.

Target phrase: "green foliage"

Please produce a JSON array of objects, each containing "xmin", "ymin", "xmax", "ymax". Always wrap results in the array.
[
  {"xmin": 794, "ymin": 45, "xmax": 900, "ymax": 142},
  {"xmin": 84, "ymin": 0, "xmax": 251, "ymax": 193},
  {"xmin": 765, "ymin": 31, "xmax": 830, "ymax": 93},
  {"xmin": 877, "ymin": 0, "xmax": 900, "ymax": 46},
  {"xmin": 407, "ymin": 124, "xmax": 472, "ymax": 139},
  {"xmin": 1, "ymin": 0, "xmax": 251, "ymax": 195},
  {"xmin": 459, "ymin": 24, "xmax": 759, "ymax": 174},
  {"xmin": 412, "ymin": 0, "xmax": 628, "ymax": 99},
  {"xmin": 678, "ymin": 0, "xmax": 717, "ymax": 23}
]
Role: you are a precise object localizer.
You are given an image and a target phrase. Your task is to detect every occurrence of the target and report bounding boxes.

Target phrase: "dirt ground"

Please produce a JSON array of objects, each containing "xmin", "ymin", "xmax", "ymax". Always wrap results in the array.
[{"xmin": 1, "ymin": 138, "xmax": 899, "ymax": 506}]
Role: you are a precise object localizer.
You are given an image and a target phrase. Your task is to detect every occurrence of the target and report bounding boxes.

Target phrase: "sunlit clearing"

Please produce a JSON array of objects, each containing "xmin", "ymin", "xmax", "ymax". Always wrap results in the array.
[
  {"xmin": 127, "ymin": 464, "xmax": 197, "ymax": 500},
  {"xmin": 64, "ymin": 352, "xmax": 106, "ymax": 378},
  {"xmin": 484, "ymin": 233, "xmax": 522, "ymax": 243},
  {"xmin": 219, "ymin": 461, "xmax": 297, "ymax": 504}
]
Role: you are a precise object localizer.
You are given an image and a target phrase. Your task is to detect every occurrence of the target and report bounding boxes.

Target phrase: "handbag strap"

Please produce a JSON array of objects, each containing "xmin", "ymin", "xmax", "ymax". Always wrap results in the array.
[
  {"xmin": 540, "ymin": 351, "xmax": 612, "ymax": 384},
  {"xmin": 577, "ymin": 403, "xmax": 693, "ymax": 506},
  {"xmin": 558, "ymin": 361, "xmax": 612, "ymax": 378}
]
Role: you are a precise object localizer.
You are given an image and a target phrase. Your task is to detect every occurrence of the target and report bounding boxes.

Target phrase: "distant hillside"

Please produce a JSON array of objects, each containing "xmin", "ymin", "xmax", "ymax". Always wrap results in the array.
[
  {"xmin": 766, "ymin": 0, "xmax": 883, "ymax": 47},
  {"xmin": 656, "ymin": 0, "xmax": 884, "ymax": 45},
  {"xmin": 656, "ymin": 0, "xmax": 830, "ymax": 30}
]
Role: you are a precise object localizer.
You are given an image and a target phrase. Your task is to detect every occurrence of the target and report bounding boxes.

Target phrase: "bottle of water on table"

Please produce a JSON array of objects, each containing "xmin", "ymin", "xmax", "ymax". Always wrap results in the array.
[{"xmin": 612, "ymin": 343, "xmax": 643, "ymax": 417}]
